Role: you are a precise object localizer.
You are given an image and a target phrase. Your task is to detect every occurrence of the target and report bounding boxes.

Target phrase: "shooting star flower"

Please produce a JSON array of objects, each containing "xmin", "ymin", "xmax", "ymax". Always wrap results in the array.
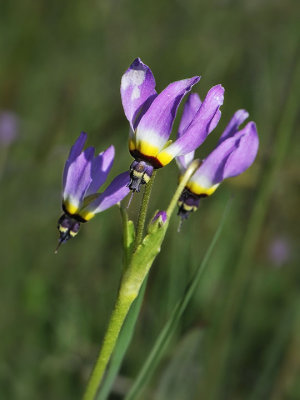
[
  {"xmin": 177, "ymin": 109, "xmax": 259, "ymax": 219},
  {"xmin": 121, "ymin": 58, "xmax": 224, "ymax": 191},
  {"xmin": 56, "ymin": 132, "xmax": 130, "ymax": 251}
]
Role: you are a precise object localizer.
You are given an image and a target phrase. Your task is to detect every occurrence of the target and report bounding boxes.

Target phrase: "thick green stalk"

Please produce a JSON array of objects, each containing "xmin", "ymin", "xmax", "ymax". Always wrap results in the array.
[
  {"xmin": 133, "ymin": 170, "xmax": 157, "ymax": 252},
  {"xmin": 83, "ymin": 285, "xmax": 138, "ymax": 400},
  {"xmin": 96, "ymin": 278, "xmax": 148, "ymax": 400}
]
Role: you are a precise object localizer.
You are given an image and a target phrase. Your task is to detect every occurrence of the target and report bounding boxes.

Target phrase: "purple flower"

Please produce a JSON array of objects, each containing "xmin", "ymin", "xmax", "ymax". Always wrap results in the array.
[
  {"xmin": 121, "ymin": 58, "xmax": 224, "ymax": 191},
  {"xmin": 176, "ymin": 108, "xmax": 259, "ymax": 219},
  {"xmin": 56, "ymin": 132, "xmax": 130, "ymax": 249},
  {"xmin": 0, "ymin": 111, "xmax": 19, "ymax": 146}
]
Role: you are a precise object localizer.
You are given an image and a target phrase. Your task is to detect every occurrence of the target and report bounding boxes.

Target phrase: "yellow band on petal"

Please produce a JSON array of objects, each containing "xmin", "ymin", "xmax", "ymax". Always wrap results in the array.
[
  {"xmin": 186, "ymin": 181, "xmax": 219, "ymax": 196},
  {"xmin": 78, "ymin": 210, "xmax": 95, "ymax": 221},
  {"xmin": 156, "ymin": 150, "xmax": 173, "ymax": 166},
  {"xmin": 64, "ymin": 200, "xmax": 79, "ymax": 215},
  {"xmin": 136, "ymin": 140, "xmax": 160, "ymax": 158}
]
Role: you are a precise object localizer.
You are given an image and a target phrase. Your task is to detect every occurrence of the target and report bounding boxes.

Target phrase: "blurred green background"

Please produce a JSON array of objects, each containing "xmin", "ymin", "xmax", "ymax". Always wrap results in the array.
[{"xmin": 0, "ymin": 0, "xmax": 299, "ymax": 399}]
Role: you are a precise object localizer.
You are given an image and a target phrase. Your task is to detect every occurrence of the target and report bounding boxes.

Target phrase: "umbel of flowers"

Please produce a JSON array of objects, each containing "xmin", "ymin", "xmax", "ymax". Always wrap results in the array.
[{"xmin": 55, "ymin": 58, "xmax": 259, "ymax": 400}]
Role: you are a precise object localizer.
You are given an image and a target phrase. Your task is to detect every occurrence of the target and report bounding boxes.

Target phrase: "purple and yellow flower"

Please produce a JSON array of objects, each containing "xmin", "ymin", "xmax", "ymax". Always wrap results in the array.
[
  {"xmin": 57, "ymin": 132, "xmax": 130, "ymax": 249},
  {"xmin": 176, "ymin": 105, "xmax": 259, "ymax": 219},
  {"xmin": 121, "ymin": 58, "xmax": 224, "ymax": 191}
]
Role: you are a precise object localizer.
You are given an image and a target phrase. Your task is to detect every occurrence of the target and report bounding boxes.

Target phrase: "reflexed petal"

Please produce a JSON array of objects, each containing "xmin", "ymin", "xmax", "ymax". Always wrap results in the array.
[
  {"xmin": 121, "ymin": 58, "xmax": 157, "ymax": 131},
  {"xmin": 157, "ymin": 85, "xmax": 224, "ymax": 166},
  {"xmin": 218, "ymin": 109, "xmax": 249, "ymax": 143},
  {"xmin": 175, "ymin": 94, "xmax": 201, "ymax": 170},
  {"xmin": 81, "ymin": 172, "xmax": 131, "ymax": 218},
  {"xmin": 63, "ymin": 146, "xmax": 95, "ymax": 213},
  {"xmin": 222, "ymin": 122, "xmax": 259, "ymax": 179},
  {"xmin": 86, "ymin": 145, "xmax": 115, "ymax": 196},
  {"xmin": 63, "ymin": 132, "xmax": 87, "ymax": 188},
  {"xmin": 178, "ymin": 93, "xmax": 202, "ymax": 137},
  {"xmin": 190, "ymin": 121, "xmax": 258, "ymax": 191},
  {"xmin": 135, "ymin": 76, "xmax": 200, "ymax": 155}
]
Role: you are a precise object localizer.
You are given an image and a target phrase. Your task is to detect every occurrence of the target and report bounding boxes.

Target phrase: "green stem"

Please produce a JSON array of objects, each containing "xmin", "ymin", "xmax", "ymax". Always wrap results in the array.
[
  {"xmin": 166, "ymin": 159, "xmax": 200, "ymax": 218},
  {"xmin": 119, "ymin": 205, "xmax": 134, "ymax": 269},
  {"xmin": 133, "ymin": 170, "xmax": 157, "ymax": 252},
  {"xmin": 83, "ymin": 289, "xmax": 136, "ymax": 400}
]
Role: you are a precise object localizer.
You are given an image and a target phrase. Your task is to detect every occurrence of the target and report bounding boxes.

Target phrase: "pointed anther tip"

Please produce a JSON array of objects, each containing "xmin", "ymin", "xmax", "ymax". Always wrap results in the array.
[
  {"xmin": 127, "ymin": 192, "xmax": 135, "ymax": 208},
  {"xmin": 177, "ymin": 218, "xmax": 184, "ymax": 233},
  {"xmin": 54, "ymin": 241, "xmax": 62, "ymax": 254}
]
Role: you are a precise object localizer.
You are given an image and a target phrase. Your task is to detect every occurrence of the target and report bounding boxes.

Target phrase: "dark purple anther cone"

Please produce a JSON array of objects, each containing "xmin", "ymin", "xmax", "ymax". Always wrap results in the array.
[
  {"xmin": 177, "ymin": 188, "xmax": 205, "ymax": 220},
  {"xmin": 128, "ymin": 160, "xmax": 154, "ymax": 192},
  {"xmin": 57, "ymin": 214, "xmax": 81, "ymax": 244}
]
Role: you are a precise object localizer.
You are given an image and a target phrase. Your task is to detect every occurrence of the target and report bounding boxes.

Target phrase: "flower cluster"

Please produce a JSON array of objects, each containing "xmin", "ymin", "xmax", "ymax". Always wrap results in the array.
[{"xmin": 56, "ymin": 58, "xmax": 258, "ymax": 248}]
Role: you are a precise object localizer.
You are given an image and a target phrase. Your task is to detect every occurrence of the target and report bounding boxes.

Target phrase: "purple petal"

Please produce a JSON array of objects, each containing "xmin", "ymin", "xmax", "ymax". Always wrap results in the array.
[
  {"xmin": 192, "ymin": 121, "xmax": 259, "ymax": 187},
  {"xmin": 121, "ymin": 58, "xmax": 157, "ymax": 131},
  {"xmin": 63, "ymin": 146, "xmax": 95, "ymax": 209},
  {"xmin": 135, "ymin": 76, "xmax": 200, "ymax": 152},
  {"xmin": 175, "ymin": 94, "xmax": 201, "ymax": 170},
  {"xmin": 85, "ymin": 171, "xmax": 131, "ymax": 214},
  {"xmin": 86, "ymin": 145, "xmax": 115, "ymax": 196},
  {"xmin": 63, "ymin": 132, "xmax": 87, "ymax": 189},
  {"xmin": 218, "ymin": 109, "xmax": 249, "ymax": 143},
  {"xmin": 178, "ymin": 93, "xmax": 202, "ymax": 137},
  {"xmin": 222, "ymin": 122, "xmax": 259, "ymax": 179},
  {"xmin": 156, "ymin": 85, "xmax": 224, "ymax": 165}
]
